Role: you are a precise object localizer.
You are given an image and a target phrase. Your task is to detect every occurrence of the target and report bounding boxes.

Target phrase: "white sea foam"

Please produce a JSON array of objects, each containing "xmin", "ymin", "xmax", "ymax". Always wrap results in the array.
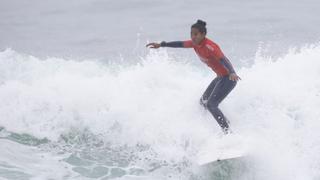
[{"xmin": 0, "ymin": 44, "xmax": 320, "ymax": 179}]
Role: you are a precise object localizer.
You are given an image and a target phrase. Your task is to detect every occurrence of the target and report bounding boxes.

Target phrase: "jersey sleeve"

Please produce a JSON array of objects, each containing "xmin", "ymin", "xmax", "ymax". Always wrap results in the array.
[
  {"xmin": 183, "ymin": 40, "xmax": 194, "ymax": 48},
  {"xmin": 160, "ymin": 41, "xmax": 182, "ymax": 47}
]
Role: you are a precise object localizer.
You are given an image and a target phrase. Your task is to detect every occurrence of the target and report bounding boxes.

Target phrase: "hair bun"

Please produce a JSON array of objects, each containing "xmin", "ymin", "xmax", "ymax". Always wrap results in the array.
[{"xmin": 196, "ymin": 19, "xmax": 206, "ymax": 27}]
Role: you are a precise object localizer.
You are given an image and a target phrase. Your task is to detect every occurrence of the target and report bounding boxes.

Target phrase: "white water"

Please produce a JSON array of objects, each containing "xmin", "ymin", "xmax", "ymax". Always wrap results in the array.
[{"xmin": 0, "ymin": 44, "xmax": 320, "ymax": 179}]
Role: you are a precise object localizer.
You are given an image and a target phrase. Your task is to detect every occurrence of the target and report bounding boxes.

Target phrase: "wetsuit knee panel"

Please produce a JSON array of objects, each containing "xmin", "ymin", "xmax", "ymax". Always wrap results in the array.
[
  {"xmin": 206, "ymin": 98, "xmax": 219, "ymax": 109},
  {"xmin": 200, "ymin": 97, "xmax": 208, "ymax": 108}
]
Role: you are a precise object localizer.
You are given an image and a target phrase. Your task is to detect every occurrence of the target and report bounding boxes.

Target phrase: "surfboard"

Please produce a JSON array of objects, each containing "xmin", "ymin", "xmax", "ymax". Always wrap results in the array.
[{"xmin": 196, "ymin": 134, "xmax": 248, "ymax": 166}]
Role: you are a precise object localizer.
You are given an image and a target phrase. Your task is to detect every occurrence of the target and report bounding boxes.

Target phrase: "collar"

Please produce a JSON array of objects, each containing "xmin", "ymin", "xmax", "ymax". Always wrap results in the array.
[{"xmin": 194, "ymin": 37, "xmax": 207, "ymax": 47}]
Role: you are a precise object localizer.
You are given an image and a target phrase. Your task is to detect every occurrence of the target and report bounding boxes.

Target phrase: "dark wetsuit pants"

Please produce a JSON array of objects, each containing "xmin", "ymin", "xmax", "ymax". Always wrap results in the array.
[{"xmin": 200, "ymin": 75, "xmax": 237, "ymax": 133}]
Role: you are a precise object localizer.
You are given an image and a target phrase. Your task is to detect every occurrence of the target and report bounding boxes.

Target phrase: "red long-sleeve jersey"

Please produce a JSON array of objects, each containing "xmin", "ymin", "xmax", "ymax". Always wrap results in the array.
[{"xmin": 182, "ymin": 38, "xmax": 234, "ymax": 76}]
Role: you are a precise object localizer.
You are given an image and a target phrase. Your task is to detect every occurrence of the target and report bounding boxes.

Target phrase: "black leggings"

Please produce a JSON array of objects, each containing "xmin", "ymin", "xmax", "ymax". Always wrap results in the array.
[{"xmin": 200, "ymin": 76, "xmax": 237, "ymax": 133}]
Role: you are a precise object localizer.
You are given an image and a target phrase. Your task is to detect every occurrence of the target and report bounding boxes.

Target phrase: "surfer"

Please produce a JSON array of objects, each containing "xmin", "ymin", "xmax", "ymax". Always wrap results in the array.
[{"xmin": 146, "ymin": 19, "xmax": 241, "ymax": 134}]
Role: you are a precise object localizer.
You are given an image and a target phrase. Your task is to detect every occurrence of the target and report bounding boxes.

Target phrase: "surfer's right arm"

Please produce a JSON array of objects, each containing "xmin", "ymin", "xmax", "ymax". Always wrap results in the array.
[{"xmin": 146, "ymin": 40, "xmax": 193, "ymax": 48}]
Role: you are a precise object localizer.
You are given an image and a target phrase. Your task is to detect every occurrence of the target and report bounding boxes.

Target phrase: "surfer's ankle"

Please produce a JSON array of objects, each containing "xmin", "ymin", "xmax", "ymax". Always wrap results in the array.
[{"xmin": 222, "ymin": 128, "xmax": 232, "ymax": 135}]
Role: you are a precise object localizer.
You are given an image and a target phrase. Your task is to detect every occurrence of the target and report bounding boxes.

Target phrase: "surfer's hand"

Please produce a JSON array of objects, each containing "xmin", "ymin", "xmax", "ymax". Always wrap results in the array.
[
  {"xmin": 229, "ymin": 73, "xmax": 241, "ymax": 81},
  {"xmin": 146, "ymin": 42, "xmax": 161, "ymax": 49}
]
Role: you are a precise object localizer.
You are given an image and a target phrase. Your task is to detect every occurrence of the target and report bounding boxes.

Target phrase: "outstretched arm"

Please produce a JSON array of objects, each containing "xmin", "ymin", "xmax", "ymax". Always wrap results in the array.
[
  {"xmin": 160, "ymin": 41, "xmax": 184, "ymax": 48},
  {"xmin": 146, "ymin": 40, "xmax": 193, "ymax": 49}
]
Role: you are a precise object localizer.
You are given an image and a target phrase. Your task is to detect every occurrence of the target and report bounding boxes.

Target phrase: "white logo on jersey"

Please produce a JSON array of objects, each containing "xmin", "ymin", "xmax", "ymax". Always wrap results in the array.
[{"xmin": 206, "ymin": 44, "xmax": 214, "ymax": 52}]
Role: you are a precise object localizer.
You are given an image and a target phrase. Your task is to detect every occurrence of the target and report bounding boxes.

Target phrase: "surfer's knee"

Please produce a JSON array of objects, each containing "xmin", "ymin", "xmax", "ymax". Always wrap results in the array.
[
  {"xmin": 200, "ymin": 97, "xmax": 208, "ymax": 108},
  {"xmin": 206, "ymin": 98, "xmax": 219, "ymax": 110}
]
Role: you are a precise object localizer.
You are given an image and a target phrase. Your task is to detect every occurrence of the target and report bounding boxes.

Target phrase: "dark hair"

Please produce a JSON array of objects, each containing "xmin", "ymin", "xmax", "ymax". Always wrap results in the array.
[{"xmin": 191, "ymin": 19, "xmax": 207, "ymax": 34}]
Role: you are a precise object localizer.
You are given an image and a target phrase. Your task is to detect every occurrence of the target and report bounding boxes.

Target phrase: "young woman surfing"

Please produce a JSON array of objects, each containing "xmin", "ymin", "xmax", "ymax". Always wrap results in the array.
[{"xmin": 146, "ymin": 20, "xmax": 241, "ymax": 134}]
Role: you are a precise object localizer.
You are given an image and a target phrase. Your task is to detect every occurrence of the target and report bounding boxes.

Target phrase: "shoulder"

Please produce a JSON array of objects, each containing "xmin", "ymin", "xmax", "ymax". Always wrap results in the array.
[
  {"xmin": 205, "ymin": 38, "xmax": 219, "ymax": 47},
  {"xmin": 183, "ymin": 40, "xmax": 194, "ymax": 48},
  {"xmin": 204, "ymin": 38, "xmax": 225, "ymax": 57},
  {"xmin": 204, "ymin": 38, "xmax": 220, "ymax": 52}
]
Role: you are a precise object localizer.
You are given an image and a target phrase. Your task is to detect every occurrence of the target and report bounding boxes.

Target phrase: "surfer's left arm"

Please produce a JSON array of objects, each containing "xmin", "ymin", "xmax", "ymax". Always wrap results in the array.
[
  {"xmin": 221, "ymin": 56, "xmax": 241, "ymax": 81},
  {"xmin": 207, "ymin": 43, "xmax": 241, "ymax": 81}
]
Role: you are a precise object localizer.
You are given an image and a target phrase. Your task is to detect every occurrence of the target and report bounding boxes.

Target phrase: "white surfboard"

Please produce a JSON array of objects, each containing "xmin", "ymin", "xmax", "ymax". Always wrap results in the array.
[{"xmin": 196, "ymin": 134, "xmax": 248, "ymax": 165}]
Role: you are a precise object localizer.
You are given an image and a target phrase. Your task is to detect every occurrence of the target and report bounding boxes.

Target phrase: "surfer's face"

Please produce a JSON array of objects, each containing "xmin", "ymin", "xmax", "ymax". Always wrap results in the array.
[{"xmin": 191, "ymin": 27, "xmax": 206, "ymax": 45}]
